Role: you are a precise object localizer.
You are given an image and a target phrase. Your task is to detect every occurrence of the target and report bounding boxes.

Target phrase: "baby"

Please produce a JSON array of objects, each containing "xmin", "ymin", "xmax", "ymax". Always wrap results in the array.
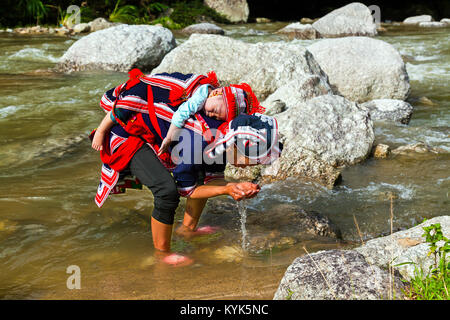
[{"xmin": 91, "ymin": 83, "xmax": 227, "ymax": 152}]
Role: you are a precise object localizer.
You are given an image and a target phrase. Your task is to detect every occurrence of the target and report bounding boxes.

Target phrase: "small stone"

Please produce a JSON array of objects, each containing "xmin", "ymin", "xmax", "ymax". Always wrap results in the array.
[
  {"xmin": 256, "ymin": 17, "xmax": 271, "ymax": 23},
  {"xmin": 73, "ymin": 23, "xmax": 91, "ymax": 33},
  {"xmin": 373, "ymin": 144, "xmax": 390, "ymax": 159},
  {"xmin": 300, "ymin": 17, "xmax": 316, "ymax": 24},
  {"xmin": 417, "ymin": 96, "xmax": 436, "ymax": 106},
  {"xmin": 181, "ymin": 23, "xmax": 225, "ymax": 35}
]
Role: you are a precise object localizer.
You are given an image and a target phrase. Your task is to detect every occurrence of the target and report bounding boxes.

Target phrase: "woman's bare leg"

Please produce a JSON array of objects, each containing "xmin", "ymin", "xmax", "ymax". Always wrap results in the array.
[{"xmin": 175, "ymin": 197, "xmax": 210, "ymax": 238}]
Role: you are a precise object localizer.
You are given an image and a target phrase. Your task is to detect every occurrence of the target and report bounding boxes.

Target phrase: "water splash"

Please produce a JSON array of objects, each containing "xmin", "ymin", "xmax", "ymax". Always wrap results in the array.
[{"xmin": 238, "ymin": 200, "xmax": 249, "ymax": 251}]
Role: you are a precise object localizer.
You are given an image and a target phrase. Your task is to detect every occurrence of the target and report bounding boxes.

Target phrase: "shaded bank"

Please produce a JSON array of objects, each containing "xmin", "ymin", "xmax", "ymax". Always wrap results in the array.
[{"xmin": 247, "ymin": 0, "xmax": 450, "ymax": 22}]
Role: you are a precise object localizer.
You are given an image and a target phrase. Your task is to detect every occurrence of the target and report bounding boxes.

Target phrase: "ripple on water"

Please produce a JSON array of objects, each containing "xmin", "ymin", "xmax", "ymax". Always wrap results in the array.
[{"xmin": 7, "ymin": 47, "xmax": 60, "ymax": 63}]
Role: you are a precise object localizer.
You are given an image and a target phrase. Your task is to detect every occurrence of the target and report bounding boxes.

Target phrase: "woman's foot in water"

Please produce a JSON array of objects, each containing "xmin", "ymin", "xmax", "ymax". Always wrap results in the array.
[
  {"xmin": 175, "ymin": 224, "xmax": 221, "ymax": 239},
  {"xmin": 154, "ymin": 250, "xmax": 194, "ymax": 267}
]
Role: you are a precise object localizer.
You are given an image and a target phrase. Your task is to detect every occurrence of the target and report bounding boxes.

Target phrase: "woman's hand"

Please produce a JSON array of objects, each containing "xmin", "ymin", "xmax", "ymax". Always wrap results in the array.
[{"xmin": 226, "ymin": 182, "xmax": 260, "ymax": 201}]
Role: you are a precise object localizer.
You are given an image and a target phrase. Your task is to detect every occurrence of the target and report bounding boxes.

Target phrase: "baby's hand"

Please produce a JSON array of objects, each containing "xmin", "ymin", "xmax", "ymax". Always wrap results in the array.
[
  {"xmin": 157, "ymin": 137, "xmax": 171, "ymax": 156},
  {"xmin": 91, "ymin": 130, "xmax": 105, "ymax": 151}
]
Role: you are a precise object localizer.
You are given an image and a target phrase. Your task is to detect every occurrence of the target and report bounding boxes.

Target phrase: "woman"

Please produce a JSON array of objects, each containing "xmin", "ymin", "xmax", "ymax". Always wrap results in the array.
[{"xmin": 91, "ymin": 69, "xmax": 281, "ymax": 265}]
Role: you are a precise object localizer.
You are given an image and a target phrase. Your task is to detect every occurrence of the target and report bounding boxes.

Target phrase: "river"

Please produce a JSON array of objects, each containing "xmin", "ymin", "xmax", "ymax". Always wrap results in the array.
[{"xmin": 0, "ymin": 22, "xmax": 448, "ymax": 299}]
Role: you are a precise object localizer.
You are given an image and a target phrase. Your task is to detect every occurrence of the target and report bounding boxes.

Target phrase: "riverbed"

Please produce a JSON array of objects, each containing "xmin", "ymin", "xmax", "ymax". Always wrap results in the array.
[{"xmin": 0, "ymin": 22, "xmax": 448, "ymax": 299}]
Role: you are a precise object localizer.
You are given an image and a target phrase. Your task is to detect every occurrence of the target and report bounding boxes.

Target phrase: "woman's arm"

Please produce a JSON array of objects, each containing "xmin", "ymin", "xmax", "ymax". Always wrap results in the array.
[{"xmin": 187, "ymin": 179, "xmax": 260, "ymax": 200}]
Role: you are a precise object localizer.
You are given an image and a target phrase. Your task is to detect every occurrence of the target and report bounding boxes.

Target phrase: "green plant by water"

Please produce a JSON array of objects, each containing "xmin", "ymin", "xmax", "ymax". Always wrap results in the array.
[{"xmin": 401, "ymin": 222, "xmax": 450, "ymax": 300}]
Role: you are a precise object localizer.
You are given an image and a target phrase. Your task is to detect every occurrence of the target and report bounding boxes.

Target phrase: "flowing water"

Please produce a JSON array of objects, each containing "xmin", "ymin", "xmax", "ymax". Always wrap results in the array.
[
  {"xmin": 0, "ymin": 23, "xmax": 448, "ymax": 299},
  {"xmin": 238, "ymin": 200, "xmax": 249, "ymax": 252}
]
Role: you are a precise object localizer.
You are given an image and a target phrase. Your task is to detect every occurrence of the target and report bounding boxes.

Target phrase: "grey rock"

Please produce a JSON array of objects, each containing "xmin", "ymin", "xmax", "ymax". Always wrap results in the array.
[
  {"xmin": 355, "ymin": 216, "xmax": 450, "ymax": 280},
  {"xmin": 88, "ymin": 17, "xmax": 114, "ymax": 32},
  {"xmin": 181, "ymin": 23, "xmax": 225, "ymax": 35},
  {"xmin": 440, "ymin": 18, "xmax": 450, "ymax": 25},
  {"xmin": 403, "ymin": 15, "xmax": 434, "ymax": 25},
  {"xmin": 274, "ymin": 249, "xmax": 406, "ymax": 300},
  {"xmin": 73, "ymin": 23, "xmax": 90, "ymax": 33},
  {"xmin": 204, "ymin": 0, "xmax": 249, "ymax": 23},
  {"xmin": 256, "ymin": 17, "xmax": 272, "ymax": 23},
  {"xmin": 227, "ymin": 95, "xmax": 374, "ymax": 187},
  {"xmin": 274, "ymin": 94, "xmax": 374, "ymax": 168},
  {"xmin": 56, "ymin": 24, "xmax": 176, "ymax": 73},
  {"xmin": 308, "ymin": 36, "xmax": 410, "ymax": 103},
  {"xmin": 372, "ymin": 144, "xmax": 391, "ymax": 158},
  {"xmin": 312, "ymin": 2, "xmax": 377, "ymax": 38},
  {"xmin": 360, "ymin": 99, "xmax": 414, "ymax": 124},
  {"xmin": 276, "ymin": 22, "xmax": 320, "ymax": 40}
]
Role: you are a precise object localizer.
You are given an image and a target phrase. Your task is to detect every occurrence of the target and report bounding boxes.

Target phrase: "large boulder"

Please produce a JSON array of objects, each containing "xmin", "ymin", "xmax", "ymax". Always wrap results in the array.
[
  {"xmin": 274, "ymin": 249, "xmax": 406, "ymax": 300},
  {"xmin": 307, "ymin": 37, "xmax": 410, "ymax": 103},
  {"xmin": 204, "ymin": 0, "xmax": 249, "ymax": 23},
  {"xmin": 56, "ymin": 24, "xmax": 176, "ymax": 73},
  {"xmin": 228, "ymin": 94, "xmax": 375, "ymax": 187},
  {"xmin": 152, "ymin": 34, "xmax": 332, "ymax": 103},
  {"xmin": 273, "ymin": 94, "xmax": 374, "ymax": 168},
  {"xmin": 354, "ymin": 216, "xmax": 450, "ymax": 280},
  {"xmin": 403, "ymin": 15, "xmax": 434, "ymax": 25},
  {"xmin": 360, "ymin": 99, "xmax": 414, "ymax": 124},
  {"xmin": 311, "ymin": 2, "xmax": 377, "ymax": 38}
]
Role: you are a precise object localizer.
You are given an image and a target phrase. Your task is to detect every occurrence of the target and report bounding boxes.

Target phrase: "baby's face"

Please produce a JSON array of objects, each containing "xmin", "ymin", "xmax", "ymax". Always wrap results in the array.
[{"xmin": 204, "ymin": 89, "xmax": 227, "ymax": 120}]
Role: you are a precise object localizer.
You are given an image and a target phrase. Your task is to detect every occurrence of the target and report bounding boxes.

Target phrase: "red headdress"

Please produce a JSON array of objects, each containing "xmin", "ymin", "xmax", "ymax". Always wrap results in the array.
[{"xmin": 221, "ymin": 83, "xmax": 265, "ymax": 122}]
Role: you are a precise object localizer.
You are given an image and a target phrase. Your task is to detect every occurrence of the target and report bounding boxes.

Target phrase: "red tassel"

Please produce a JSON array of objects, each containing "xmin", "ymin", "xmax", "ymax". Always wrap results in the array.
[
  {"xmin": 126, "ymin": 68, "xmax": 144, "ymax": 90},
  {"xmin": 199, "ymin": 71, "xmax": 220, "ymax": 88}
]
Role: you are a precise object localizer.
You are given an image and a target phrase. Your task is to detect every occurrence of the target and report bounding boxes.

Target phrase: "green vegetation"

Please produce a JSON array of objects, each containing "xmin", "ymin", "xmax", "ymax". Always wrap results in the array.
[
  {"xmin": 400, "ymin": 222, "xmax": 450, "ymax": 300},
  {"xmin": 18, "ymin": 0, "xmax": 48, "ymax": 25},
  {"xmin": 1, "ymin": 0, "xmax": 230, "ymax": 29}
]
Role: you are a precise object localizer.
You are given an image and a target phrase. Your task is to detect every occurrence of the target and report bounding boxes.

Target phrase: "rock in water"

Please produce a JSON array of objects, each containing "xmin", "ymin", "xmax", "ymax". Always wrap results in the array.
[
  {"xmin": 274, "ymin": 249, "xmax": 405, "ymax": 300},
  {"xmin": 56, "ymin": 24, "xmax": 176, "ymax": 73},
  {"xmin": 181, "ymin": 23, "xmax": 225, "ymax": 35},
  {"xmin": 88, "ymin": 17, "xmax": 115, "ymax": 32},
  {"xmin": 204, "ymin": 0, "xmax": 249, "ymax": 23},
  {"xmin": 276, "ymin": 23, "xmax": 320, "ymax": 40},
  {"xmin": 311, "ymin": 2, "xmax": 377, "ymax": 38},
  {"xmin": 360, "ymin": 99, "xmax": 414, "ymax": 124},
  {"xmin": 403, "ymin": 15, "xmax": 434, "ymax": 25},
  {"xmin": 73, "ymin": 23, "xmax": 90, "ymax": 34},
  {"xmin": 307, "ymin": 37, "xmax": 410, "ymax": 103},
  {"xmin": 372, "ymin": 144, "xmax": 391, "ymax": 159},
  {"xmin": 274, "ymin": 94, "xmax": 374, "ymax": 168}
]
